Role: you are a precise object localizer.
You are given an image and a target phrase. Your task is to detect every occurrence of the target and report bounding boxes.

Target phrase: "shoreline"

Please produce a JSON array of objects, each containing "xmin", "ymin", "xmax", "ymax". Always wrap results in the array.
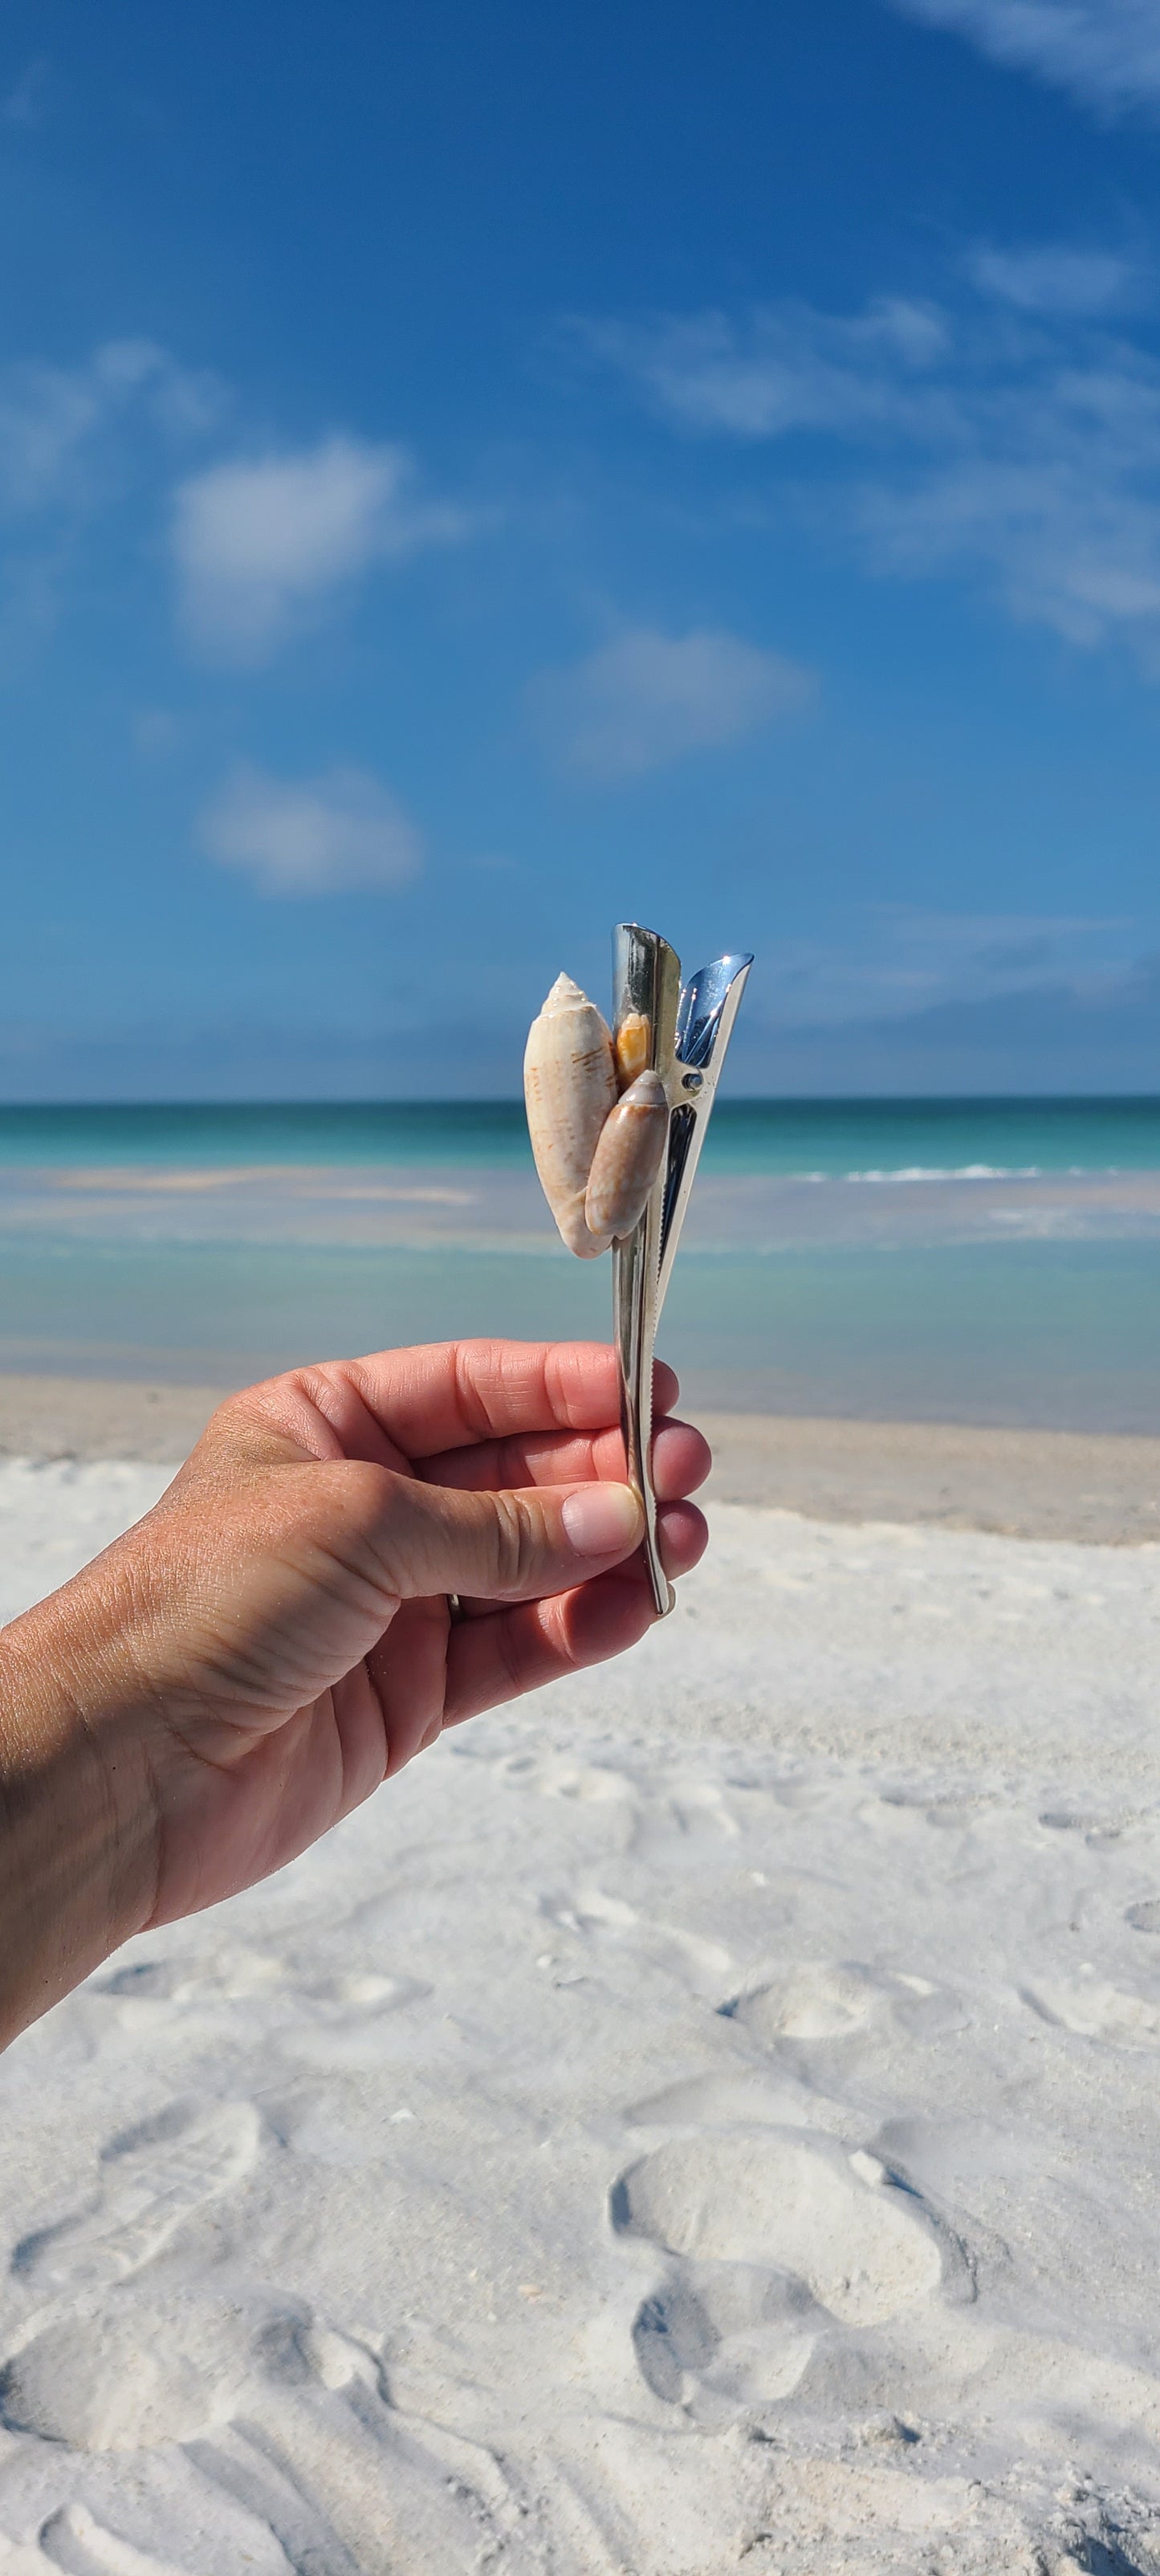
[{"xmin": 1, "ymin": 1370, "xmax": 1157, "ymax": 1543}]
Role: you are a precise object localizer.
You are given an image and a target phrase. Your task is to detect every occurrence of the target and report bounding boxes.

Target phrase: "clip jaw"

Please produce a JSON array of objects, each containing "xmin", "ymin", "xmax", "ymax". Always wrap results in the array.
[{"xmin": 611, "ymin": 924, "xmax": 753, "ymax": 1619}]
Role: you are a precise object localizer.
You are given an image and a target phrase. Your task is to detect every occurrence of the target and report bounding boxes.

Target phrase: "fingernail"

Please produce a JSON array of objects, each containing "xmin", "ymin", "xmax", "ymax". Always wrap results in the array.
[{"xmin": 560, "ymin": 1482, "xmax": 644, "ymax": 1557}]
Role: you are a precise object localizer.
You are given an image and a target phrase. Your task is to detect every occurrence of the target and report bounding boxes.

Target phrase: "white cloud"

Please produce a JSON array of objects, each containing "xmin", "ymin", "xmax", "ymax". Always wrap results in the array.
[
  {"xmin": 963, "ymin": 242, "xmax": 1135, "ymax": 312},
  {"xmin": 0, "ymin": 340, "xmax": 222, "ymax": 516},
  {"xmin": 531, "ymin": 626, "xmax": 815, "ymax": 781},
  {"xmin": 0, "ymin": 340, "xmax": 224, "ymax": 670},
  {"xmin": 887, "ymin": 0, "xmax": 1160, "ymax": 115},
  {"xmin": 172, "ymin": 436, "xmax": 463, "ymax": 663},
  {"xmin": 584, "ymin": 297, "xmax": 949, "ymax": 439},
  {"xmin": 592, "ymin": 274, "xmax": 1160, "ymax": 670},
  {"xmin": 0, "ymin": 345, "xmax": 463, "ymax": 678},
  {"xmin": 198, "ymin": 763, "xmax": 424, "ymax": 897},
  {"xmin": 857, "ymin": 450, "xmax": 1160, "ymax": 650}
]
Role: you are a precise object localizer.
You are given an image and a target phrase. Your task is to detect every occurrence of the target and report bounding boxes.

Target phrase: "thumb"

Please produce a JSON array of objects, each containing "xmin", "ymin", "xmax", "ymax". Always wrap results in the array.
[{"xmin": 371, "ymin": 1472, "xmax": 645, "ymax": 1604}]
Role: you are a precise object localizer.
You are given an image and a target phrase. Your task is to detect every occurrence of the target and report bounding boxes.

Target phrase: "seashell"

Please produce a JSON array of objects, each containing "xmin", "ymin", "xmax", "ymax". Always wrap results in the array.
[
  {"xmin": 615, "ymin": 1010, "xmax": 652, "ymax": 1089},
  {"xmin": 523, "ymin": 972, "xmax": 618, "ymax": 1257},
  {"xmin": 584, "ymin": 1070, "xmax": 670, "ymax": 1244}
]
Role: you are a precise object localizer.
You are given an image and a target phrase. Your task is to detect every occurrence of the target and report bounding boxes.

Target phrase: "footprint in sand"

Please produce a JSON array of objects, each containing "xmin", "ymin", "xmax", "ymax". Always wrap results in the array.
[
  {"xmin": 278, "ymin": 1972, "xmax": 432, "ymax": 2069},
  {"xmin": 541, "ymin": 1887, "xmax": 637, "ymax": 1937},
  {"xmin": 612, "ymin": 2129, "xmax": 944, "ymax": 2329},
  {"xmin": 2, "ymin": 2291, "xmax": 258, "ymax": 2452},
  {"xmin": 1039, "ymin": 1805, "xmax": 1142, "ymax": 1847},
  {"xmin": 192, "ymin": 2336, "xmax": 524, "ymax": 2572},
  {"xmin": 498, "ymin": 1749, "xmax": 636, "ymax": 1807},
  {"xmin": 39, "ymin": 2503, "xmax": 193, "ymax": 2575},
  {"xmin": 1021, "ymin": 1976, "xmax": 1160, "ymax": 2046},
  {"xmin": 9, "ymin": 2285, "xmax": 527, "ymax": 2576},
  {"xmin": 629, "ymin": 1778, "xmax": 743, "ymax": 1860},
  {"xmin": 631, "ymin": 2257, "xmax": 818, "ymax": 2409},
  {"xmin": 539, "ymin": 1887, "xmax": 731, "ymax": 1987},
  {"xmin": 9, "ymin": 2099, "xmax": 261, "ymax": 2298},
  {"xmin": 2, "ymin": 2102, "xmax": 270, "ymax": 2454},
  {"xmin": 6, "ymin": 2304, "xmax": 371, "ymax": 2460},
  {"xmin": 722, "ymin": 1960, "xmax": 966, "ymax": 2047},
  {"xmin": 93, "ymin": 1950, "xmax": 286, "ymax": 2009},
  {"xmin": 627, "ymin": 2071, "xmax": 818, "ymax": 2130}
]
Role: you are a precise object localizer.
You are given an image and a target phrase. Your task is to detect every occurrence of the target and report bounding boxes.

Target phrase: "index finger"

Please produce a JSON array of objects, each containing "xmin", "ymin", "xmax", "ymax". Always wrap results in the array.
[
  {"xmin": 295, "ymin": 1339, "xmax": 681, "ymax": 1465},
  {"xmin": 416, "ymin": 1414, "xmax": 711, "ymax": 1498}
]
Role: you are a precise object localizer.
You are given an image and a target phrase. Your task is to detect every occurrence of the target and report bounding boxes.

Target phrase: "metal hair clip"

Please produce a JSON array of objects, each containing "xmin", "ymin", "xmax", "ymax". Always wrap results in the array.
[{"xmin": 610, "ymin": 924, "xmax": 752, "ymax": 1617}]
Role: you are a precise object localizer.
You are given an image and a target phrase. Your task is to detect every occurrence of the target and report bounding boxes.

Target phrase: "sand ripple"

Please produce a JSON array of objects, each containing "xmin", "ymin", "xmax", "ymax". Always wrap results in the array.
[{"xmin": 2, "ymin": 1479, "xmax": 1160, "ymax": 2565}]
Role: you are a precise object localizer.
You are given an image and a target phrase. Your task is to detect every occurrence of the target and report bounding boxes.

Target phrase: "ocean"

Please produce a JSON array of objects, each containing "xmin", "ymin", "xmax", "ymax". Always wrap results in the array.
[
  {"xmin": 1, "ymin": 1100, "xmax": 1157, "ymax": 1433},
  {"xmin": 2, "ymin": 1096, "xmax": 1160, "ymax": 1175}
]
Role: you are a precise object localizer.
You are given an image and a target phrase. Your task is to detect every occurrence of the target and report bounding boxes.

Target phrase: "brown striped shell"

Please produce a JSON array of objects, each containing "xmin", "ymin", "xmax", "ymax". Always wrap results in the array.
[{"xmin": 584, "ymin": 1069, "xmax": 670, "ymax": 1243}]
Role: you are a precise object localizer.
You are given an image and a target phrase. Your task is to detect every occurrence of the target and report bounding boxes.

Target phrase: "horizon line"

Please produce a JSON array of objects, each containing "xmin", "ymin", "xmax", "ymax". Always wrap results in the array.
[{"xmin": 1, "ymin": 1094, "xmax": 1158, "ymax": 1113}]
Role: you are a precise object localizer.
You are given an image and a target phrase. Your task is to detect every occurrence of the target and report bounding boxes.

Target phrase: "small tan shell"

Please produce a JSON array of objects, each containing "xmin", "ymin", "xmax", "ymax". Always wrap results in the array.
[
  {"xmin": 523, "ymin": 972, "xmax": 618, "ymax": 1257},
  {"xmin": 615, "ymin": 1010, "xmax": 652, "ymax": 1089},
  {"xmin": 584, "ymin": 1070, "xmax": 669, "ymax": 1244}
]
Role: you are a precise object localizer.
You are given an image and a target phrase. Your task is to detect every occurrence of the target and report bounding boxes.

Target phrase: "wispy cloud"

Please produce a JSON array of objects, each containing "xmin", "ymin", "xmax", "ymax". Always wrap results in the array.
[
  {"xmin": 0, "ymin": 340, "xmax": 222, "ymax": 517},
  {"xmin": 730, "ymin": 956, "xmax": 1160, "ymax": 1096},
  {"xmin": 0, "ymin": 339, "xmax": 225, "ymax": 671},
  {"xmin": 0, "ymin": 348, "xmax": 462, "ymax": 675},
  {"xmin": 172, "ymin": 436, "xmax": 465, "ymax": 663},
  {"xmin": 530, "ymin": 624, "xmax": 815, "ymax": 780},
  {"xmin": 585, "ymin": 297, "xmax": 949, "ymax": 439},
  {"xmin": 725, "ymin": 905, "xmax": 1155, "ymax": 1091},
  {"xmin": 588, "ymin": 265, "xmax": 1160, "ymax": 668},
  {"xmin": 886, "ymin": 0, "xmax": 1160, "ymax": 116},
  {"xmin": 759, "ymin": 907, "xmax": 1134, "ymax": 1030},
  {"xmin": 963, "ymin": 242, "xmax": 1137, "ymax": 313},
  {"xmin": 198, "ymin": 762, "xmax": 424, "ymax": 896}
]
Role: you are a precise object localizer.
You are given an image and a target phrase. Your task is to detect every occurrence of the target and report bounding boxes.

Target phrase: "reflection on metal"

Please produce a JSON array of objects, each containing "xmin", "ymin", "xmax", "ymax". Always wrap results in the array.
[{"xmin": 611, "ymin": 925, "xmax": 753, "ymax": 1618}]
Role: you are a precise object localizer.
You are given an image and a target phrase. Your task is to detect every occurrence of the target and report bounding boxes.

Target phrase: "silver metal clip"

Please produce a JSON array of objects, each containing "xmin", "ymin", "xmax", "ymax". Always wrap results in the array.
[{"xmin": 610, "ymin": 924, "xmax": 752, "ymax": 1617}]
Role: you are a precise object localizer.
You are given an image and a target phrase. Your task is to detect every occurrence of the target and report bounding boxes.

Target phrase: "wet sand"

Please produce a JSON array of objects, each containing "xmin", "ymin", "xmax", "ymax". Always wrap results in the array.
[{"xmin": 2, "ymin": 1369, "xmax": 1158, "ymax": 1543}]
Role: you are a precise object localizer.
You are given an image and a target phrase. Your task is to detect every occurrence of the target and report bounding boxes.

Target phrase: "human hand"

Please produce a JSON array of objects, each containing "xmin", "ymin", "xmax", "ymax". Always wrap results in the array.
[{"xmin": 0, "ymin": 1340, "xmax": 709, "ymax": 2040}]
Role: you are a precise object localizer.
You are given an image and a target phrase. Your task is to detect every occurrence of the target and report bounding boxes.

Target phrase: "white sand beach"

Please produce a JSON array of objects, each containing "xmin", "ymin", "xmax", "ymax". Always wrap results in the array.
[{"xmin": 2, "ymin": 1451, "xmax": 1160, "ymax": 2570}]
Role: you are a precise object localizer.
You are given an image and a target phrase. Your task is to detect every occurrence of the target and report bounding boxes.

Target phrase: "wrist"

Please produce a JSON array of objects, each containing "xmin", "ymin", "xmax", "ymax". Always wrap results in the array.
[{"xmin": 0, "ymin": 1566, "xmax": 162, "ymax": 2048}]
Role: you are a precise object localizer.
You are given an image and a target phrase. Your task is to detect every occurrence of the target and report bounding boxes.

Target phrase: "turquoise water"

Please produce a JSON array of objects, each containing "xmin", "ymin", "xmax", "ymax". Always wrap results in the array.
[
  {"xmin": 0, "ymin": 1235, "xmax": 1155, "ymax": 1433},
  {"xmin": 0, "ymin": 1099, "xmax": 1157, "ymax": 1430},
  {"xmin": 1, "ymin": 1096, "xmax": 1159, "ymax": 1176}
]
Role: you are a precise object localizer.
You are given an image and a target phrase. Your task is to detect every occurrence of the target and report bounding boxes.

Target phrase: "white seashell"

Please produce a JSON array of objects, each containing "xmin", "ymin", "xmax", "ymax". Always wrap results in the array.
[
  {"xmin": 584, "ymin": 1070, "xmax": 669, "ymax": 1244},
  {"xmin": 523, "ymin": 972, "xmax": 618, "ymax": 1257}
]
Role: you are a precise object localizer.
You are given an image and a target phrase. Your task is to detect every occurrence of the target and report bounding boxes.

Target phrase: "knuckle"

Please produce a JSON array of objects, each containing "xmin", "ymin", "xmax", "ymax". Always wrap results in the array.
[
  {"xmin": 328, "ymin": 1461, "xmax": 410, "ymax": 1562},
  {"xmin": 336, "ymin": 1457, "xmax": 400, "ymax": 1516},
  {"xmin": 490, "ymin": 1490, "xmax": 543, "ymax": 1591},
  {"xmin": 452, "ymin": 1339, "xmax": 495, "ymax": 1441},
  {"xmin": 299, "ymin": 1457, "xmax": 397, "ymax": 1552}
]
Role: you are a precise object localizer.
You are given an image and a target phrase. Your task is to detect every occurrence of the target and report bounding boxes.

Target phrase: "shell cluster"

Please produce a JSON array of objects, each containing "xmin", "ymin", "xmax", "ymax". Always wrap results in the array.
[{"xmin": 524, "ymin": 973, "xmax": 670, "ymax": 1257}]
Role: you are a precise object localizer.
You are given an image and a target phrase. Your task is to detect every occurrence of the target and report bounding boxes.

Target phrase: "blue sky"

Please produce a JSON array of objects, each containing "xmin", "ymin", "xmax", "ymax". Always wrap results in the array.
[{"xmin": 2, "ymin": 0, "xmax": 1160, "ymax": 1097}]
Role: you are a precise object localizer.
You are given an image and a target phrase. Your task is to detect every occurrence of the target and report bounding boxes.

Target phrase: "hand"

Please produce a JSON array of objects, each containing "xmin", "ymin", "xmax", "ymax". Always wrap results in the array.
[{"xmin": 0, "ymin": 1339, "xmax": 709, "ymax": 2043}]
